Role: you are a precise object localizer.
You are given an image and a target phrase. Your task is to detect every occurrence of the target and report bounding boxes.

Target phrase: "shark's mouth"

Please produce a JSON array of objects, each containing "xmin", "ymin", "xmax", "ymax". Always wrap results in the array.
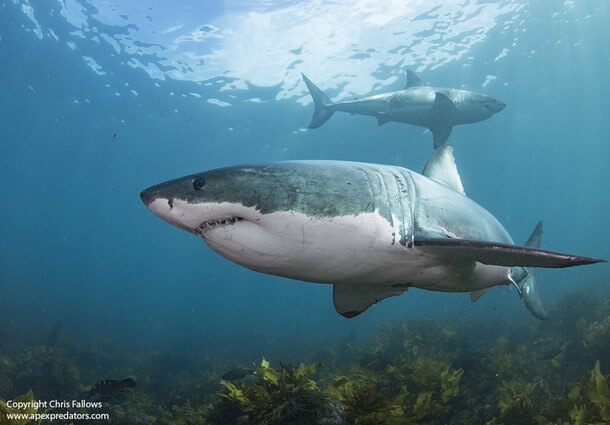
[{"xmin": 194, "ymin": 216, "xmax": 244, "ymax": 236}]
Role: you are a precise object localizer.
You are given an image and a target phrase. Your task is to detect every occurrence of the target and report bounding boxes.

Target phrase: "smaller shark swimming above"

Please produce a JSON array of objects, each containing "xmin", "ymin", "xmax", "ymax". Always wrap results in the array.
[
  {"xmin": 302, "ymin": 71, "xmax": 506, "ymax": 148},
  {"xmin": 140, "ymin": 146, "xmax": 604, "ymax": 319}
]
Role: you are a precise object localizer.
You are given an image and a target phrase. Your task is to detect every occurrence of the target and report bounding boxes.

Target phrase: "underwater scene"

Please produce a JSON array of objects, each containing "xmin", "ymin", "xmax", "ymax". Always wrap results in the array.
[{"xmin": 1, "ymin": 1, "xmax": 609, "ymax": 424}]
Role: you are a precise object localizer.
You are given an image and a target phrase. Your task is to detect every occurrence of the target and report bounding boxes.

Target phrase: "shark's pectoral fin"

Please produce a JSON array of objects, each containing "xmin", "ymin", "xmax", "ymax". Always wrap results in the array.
[
  {"xmin": 333, "ymin": 283, "xmax": 407, "ymax": 318},
  {"xmin": 377, "ymin": 114, "xmax": 391, "ymax": 126},
  {"xmin": 413, "ymin": 238, "xmax": 605, "ymax": 268},
  {"xmin": 429, "ymin": 92, "xmax": 456, "ymax": 148},
  {"xmin": 430, "ymin": 125, "xmax": 453, "ymax": 149},
  {"xmin": 470, "ymin": 289, "xmax": 486, "ymax": 303}
]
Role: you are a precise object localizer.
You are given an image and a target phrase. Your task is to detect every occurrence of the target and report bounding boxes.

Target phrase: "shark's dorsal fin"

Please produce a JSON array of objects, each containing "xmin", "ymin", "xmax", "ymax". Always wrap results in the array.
[
  {"xmin": 470, "ymin": 289, "xmax": 486, "ymax": 303},
  {"xmin": 333, "ymin": 284, "xmax": 406, "ymax": 318},
  {"xmin": 422, "ymin": 145, "xmax": 465, "ymax": 195},
  {"xmin": 405, "ymin": 70, "xmax": 423, "ymax": 88}
]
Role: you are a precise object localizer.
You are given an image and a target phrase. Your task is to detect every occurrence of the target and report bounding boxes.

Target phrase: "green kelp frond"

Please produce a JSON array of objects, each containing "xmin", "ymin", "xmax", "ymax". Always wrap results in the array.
[
  {"xmin": 568, "ymin": 360, "xmax": 610, "ymax": 424},
  {"xmin": 208, "ymin": 358, "xmax": 331, "ymax": 425},
  {"xmin": 498, "ymin": 380, "xmax": 535, "ymax": 413},
  {"xmin": 582, "ymin": 316, "xmax": 610, "ymax": 352},
  {"xmin": 218, "ymin": 380, "xmax": 250, "ymax": 405},
  {"xmin": 0, "ymin": 391, "xmax": 44, "ymax": 425},
  {"xmin": 440, "ymin": 365, "xmax": 463, "ymax": 402},
  {"xmin": 329, "ymin": 378, "xmax": 403, "ymax": 424}
]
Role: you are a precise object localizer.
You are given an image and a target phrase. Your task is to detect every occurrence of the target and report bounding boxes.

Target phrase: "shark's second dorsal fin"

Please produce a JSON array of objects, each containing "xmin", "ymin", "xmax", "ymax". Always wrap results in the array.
[
  {"xmin": 405, "ymin": 70, "xmax": 423, "ymax": 88},
  {"xmin": 422, "ymin": 145, "xmax": 465, "ymax": 194},
  {"xmin": 333, "ymin": 284, "xmax": 406, "ymax": 318}
]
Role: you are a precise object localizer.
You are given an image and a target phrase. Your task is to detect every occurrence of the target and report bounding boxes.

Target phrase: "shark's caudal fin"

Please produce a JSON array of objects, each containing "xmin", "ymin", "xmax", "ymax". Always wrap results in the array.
[
  {"xmin": 429, "ymin": 92, "xmax": 456, "ymax": 149},
  {"xmin": 510, "ymin": 221, "xmax": 548, "ymax": 319},
  {"xmin": 302, "ymin": 73, "xmax": 335, "ymax": 129}
]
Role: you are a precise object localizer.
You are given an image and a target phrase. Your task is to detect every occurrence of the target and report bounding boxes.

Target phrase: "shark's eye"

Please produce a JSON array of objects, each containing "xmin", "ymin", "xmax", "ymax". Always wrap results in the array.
[{"xmin": 193, "ymin": 178, "xmax": 206, "ymax": 190}]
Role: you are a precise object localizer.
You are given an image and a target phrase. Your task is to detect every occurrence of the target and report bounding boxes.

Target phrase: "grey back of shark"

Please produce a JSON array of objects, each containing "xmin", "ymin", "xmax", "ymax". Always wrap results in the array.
[
  {"xmin": 140, "ymin": 146, "xmax": 604, "ymax": 319},
  {"xmin": 302, "ymin": 70, "xmax": 506, "ymax": 149}
]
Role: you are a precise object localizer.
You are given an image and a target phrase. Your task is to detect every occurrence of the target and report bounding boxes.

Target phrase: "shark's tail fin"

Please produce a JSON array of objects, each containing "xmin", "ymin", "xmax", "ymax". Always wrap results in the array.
[
  {"xmin": 302, "ymin": 73, "xmax": 334, "ymax": 128},
  {"xmin": 510, "ymin": 221, "xmax": 548, "ymax": 319}
]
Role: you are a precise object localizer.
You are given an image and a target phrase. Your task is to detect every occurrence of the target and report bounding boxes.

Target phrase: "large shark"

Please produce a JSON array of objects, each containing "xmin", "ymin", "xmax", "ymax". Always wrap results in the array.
[
  {"xmin": 302, "ymin": 71, "xmax": 506, "ymax": 148},
  {"xmin": 140, "ymin": 146, "xmax": 603, "ymax": 319}
]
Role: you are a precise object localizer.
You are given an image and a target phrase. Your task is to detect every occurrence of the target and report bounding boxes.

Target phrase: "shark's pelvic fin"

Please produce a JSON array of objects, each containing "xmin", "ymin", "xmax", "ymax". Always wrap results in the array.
[
  {"xmin": 377, "ymin": 114, "xmax": 391, "ymax": 126},
  {"xmin": 405, "ymin": 69, "xmax": 423, "ymax": 88},
  {"xmin": 511, "ymin": 221, "xmax": 548, "ymax": 319},
  {"xmin": 430, "ymin": 92, "xmax": 456, "ymax": 149},
  {"xmin": 470, "ymin": 289, "xmax": 486, "ymax": 303},
  {"xmin": 413, "ymin": 238, "xmax": 605, "ymax": 268},
  {"xmin": 333, "ymin": 283, "xmax": 406, "ymax": 318},
  {"xmin": 422, "ymin": 145, "xmax": 465, "ymax": 194},
  {"xmin": 302, "ymin": 73, "xmax": 335, "ymax": 129}
]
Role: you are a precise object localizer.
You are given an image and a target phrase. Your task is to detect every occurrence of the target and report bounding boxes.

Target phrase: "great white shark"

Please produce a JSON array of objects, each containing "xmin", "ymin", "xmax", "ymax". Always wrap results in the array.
[
  {"xmin": 140, "ymin": 146, "xmax": 604, "ymax": 319},
  {"xmin": 302, "ymin": 71, "xmax": 506, "ymax": 148}
]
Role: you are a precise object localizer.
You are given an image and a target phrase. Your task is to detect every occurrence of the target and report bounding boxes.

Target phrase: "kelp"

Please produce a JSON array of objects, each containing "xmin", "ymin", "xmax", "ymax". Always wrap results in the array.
[
  {"xmin": 566, "ymin": 360, "xmax": 610, "ymax": 424},
  {"xmin": 207, "ymin": 358, "xmax": 332, "ymax": 425},
  {"xmin": 0, "ymin": 391, "xmax": 44, "ymax": 425},
  {"xmin": 0, "ymin": 291, "xmax": 609, "ymax": 425}
]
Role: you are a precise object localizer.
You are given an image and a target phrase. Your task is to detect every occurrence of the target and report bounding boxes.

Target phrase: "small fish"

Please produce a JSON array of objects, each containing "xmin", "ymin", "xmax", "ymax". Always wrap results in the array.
[
  {"xmin": 221, "ymin": 367, "xmax": 254, "ymax": 381},
  {"xmin": 86, "ymin": 378, "xmax": 136, "ymax": 402}
]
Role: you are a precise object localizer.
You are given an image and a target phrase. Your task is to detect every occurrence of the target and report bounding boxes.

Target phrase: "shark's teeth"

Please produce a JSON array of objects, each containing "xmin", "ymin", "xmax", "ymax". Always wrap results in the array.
[{"xmin": 195, "ymin": 216, "xmax": 244, "ymax": 235}]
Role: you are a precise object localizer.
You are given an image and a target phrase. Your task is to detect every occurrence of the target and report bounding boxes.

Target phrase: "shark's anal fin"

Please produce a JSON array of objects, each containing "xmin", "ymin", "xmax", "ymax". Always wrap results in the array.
[
  {"xmin": 333, "ymin": 284, "xmax": 407, "ymax": 318},
  {"xmin": 405, "ymin": 70, "xmax": 423, "ymax": 88},
  {"xmin": 422, "ymin": 145, "xmax": 465, "ymax": 194},
  {"xmin": 414, "ymin": 238, "xmax": 605, "ymax": 268},
  {"xmin": 430, "ymin": 92, "xmax": 456, "ymax": 148},
  {"xmin": 470, "ymin": 289, "xmax": 486, "ymax": 303}
]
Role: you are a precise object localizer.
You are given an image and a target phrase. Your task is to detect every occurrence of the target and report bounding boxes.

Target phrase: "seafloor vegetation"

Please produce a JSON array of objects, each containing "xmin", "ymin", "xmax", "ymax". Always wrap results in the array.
[{"xmin": 1, "ymin": 291, "xmax": 609, "ymax": 425}]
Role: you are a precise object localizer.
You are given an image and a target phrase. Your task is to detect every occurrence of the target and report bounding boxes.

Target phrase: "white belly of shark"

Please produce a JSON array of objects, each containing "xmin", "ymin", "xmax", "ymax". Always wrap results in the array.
[
  {"xmin": 191, "ymin": 203, "xmax": 505, "ymax": 293},
  {"xmin": 141, "ymin": 146, "xmax": 604, "ymax": 319}
]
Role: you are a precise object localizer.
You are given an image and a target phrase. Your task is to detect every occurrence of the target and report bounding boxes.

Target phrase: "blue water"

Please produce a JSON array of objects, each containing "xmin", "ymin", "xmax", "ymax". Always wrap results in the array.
[{"xmin": 1, "ymin": 0, "xmax": 608, "ymax": 363}]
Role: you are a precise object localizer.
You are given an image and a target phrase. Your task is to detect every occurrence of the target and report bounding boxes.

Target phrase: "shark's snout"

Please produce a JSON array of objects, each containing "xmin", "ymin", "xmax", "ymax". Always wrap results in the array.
[
  {"xmin": 485, "ymin": 99, "xmax": 506, "ymax": 114},
  {"xmin": 140, "ymin": 188, "xmax": 155, "ymax": 206}
]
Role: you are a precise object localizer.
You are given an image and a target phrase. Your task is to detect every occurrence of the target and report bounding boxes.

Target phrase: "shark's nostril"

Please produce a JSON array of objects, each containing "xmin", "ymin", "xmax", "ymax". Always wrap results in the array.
[{"xmin": 167, "ymin": 198, "xmax": 174, "ymax": 210}]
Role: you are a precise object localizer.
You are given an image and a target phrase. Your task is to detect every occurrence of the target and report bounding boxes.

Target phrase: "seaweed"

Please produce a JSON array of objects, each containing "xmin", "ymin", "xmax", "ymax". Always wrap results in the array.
[
  {"xmin": 0, "ymin": 391, "xmax": 44, "ymax": 425},
  {"xmin": 207, "ymin": 358, "xmax": 332, "ymax": 425},
  {"xmin": 0, "ymin": 291, "xmax": 609, "ymax": 424},
  {"xmin": 566, "ymin": 360, "xmax": 610, "ymax": 424}
]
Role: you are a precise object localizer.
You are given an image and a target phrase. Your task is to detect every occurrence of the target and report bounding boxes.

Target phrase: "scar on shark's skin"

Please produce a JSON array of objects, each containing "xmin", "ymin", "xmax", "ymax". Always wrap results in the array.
[
  {"xmin": 302, "ymin": 70, "xmax": 506, "ymax": 149},
  {"xmin": 140, "ymin": 146, "xmax": 604, "ymax": 319}
]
